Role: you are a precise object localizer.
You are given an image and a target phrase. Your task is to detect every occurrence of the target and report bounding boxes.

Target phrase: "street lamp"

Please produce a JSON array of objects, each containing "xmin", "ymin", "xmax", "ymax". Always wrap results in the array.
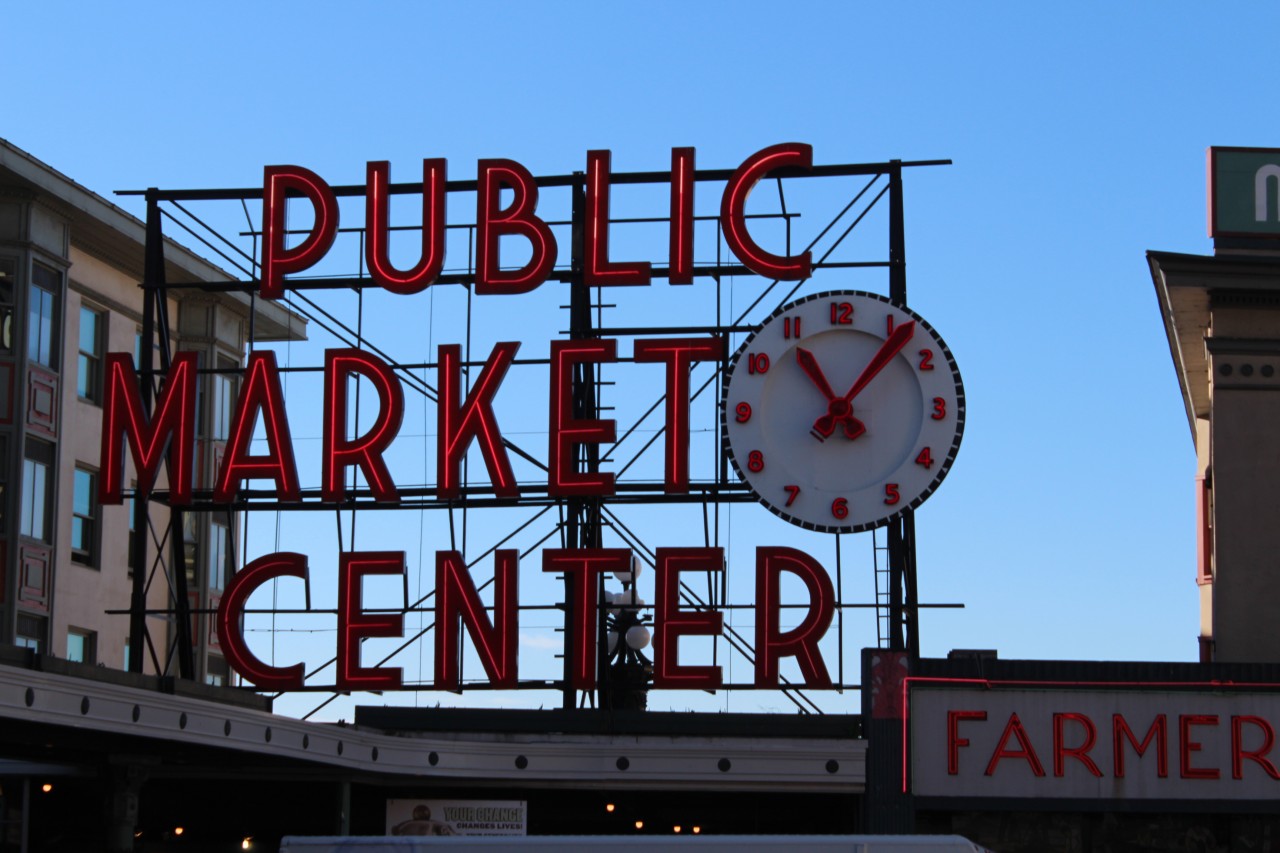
[{"xmin": 602, "ymin": 558, "xmax": 652, "ymax": 710}]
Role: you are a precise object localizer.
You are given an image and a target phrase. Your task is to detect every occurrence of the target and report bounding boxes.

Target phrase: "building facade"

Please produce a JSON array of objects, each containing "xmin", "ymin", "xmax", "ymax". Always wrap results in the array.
[
  {"xmin": 0, "ymin": 139, "xmax": 305, "ymax": 683},
  {"xmin": 1149, "ymin": 147, "xmax": 1280, "ymax": 663}
]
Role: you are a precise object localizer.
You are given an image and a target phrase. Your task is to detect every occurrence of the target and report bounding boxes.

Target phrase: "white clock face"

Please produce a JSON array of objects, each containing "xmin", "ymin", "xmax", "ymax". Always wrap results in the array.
[{"xmin": 722, "ymin": 291, "xmax": 964, "ymax": 533}]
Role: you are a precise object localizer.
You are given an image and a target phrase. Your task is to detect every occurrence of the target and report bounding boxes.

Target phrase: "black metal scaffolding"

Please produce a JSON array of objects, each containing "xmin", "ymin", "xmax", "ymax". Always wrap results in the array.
[{"xmin": 119, "ymin": 155, "xmax": 951, "ymax": 712}]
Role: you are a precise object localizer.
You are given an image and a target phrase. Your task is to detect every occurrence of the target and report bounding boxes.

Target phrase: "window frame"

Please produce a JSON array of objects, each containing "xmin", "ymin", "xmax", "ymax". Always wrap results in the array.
[
  {"xmin": 0, "ymin": 256, "xmax": 15, "ymax": 355},
  {"xmin": 27, "ymin": 263, "xmax": 60, "ymax": 370},
  {"xmin": 77, "ymin": 304, "xmax": 105, "ymax": 403},
  {"xmin": 66, "ymin": 628, "xmax": 97, "ymax": 664},
  {"xmin": 208, "ymin": 518, "xmax": 231, "ymax": 592},
  {"xmin": 71, "ymin": 465, "xmax": 99, "ymax": 568},
  {"xmin": 19, "ymin": 440, "xmax": 54, "ymax": 543},
  {"xmin": 16, "ymin": 613, "xmax": 47, "ymax": 653}
]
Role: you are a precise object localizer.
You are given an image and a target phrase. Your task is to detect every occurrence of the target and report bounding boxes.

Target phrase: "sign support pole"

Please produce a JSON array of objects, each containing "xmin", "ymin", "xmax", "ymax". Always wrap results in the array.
[
  {"xmin": 562, "ymin": 176, "xmax": 606, "ymax": 708},
  {"xmin": 886, "ymin": 161, "xmax": 920, "ymax": 659}
]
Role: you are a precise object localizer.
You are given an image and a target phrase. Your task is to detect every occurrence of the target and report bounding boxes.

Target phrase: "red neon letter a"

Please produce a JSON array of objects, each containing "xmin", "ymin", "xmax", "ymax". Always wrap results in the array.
[
  {"xmin": 985, "ymin": 713, "xmax": 1046, "ymax": 777},
  {"xmin": 215, "ymin": 351, "xmax": 300, "ymax": 502}
]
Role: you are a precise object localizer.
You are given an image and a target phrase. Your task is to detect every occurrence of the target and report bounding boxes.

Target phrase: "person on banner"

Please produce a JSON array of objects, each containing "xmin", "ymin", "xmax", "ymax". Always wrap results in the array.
[{"xmin": 391, "ymin": 804, "xmax": 457, "ymax": 836}]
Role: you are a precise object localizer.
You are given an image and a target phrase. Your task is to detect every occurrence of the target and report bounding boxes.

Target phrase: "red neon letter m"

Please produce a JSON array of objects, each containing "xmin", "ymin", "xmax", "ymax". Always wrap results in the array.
[{"xmin": 98, "ymin": 352, "xmax": 198, "ymax": 505}]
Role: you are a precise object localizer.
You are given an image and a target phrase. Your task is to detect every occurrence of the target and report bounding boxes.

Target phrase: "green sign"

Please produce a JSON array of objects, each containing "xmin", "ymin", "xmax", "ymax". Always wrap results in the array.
[{"xmin": 1210, "ymin": 147, "xmax": 1280, "ymax": 238}]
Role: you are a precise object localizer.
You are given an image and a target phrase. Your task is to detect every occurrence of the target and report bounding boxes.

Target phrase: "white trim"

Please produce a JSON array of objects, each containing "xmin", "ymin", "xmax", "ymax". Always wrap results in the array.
[{"xmin": 0, "ymin": 664, "xmax": 864, "ymax": 791}]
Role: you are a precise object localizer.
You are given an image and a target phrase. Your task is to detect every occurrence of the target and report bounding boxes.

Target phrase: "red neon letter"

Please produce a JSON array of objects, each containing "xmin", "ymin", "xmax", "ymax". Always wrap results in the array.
[
  {"xmin": 754, "ymin": 547, "xmax": 834, "ymax": 688},
  {"xmin": 669, "ymin": 147, "xmax": 695, "ymax": 284},
  {"xmin": 322, "ymin": 349, "xmax": 404, "ymax": 503},
  {"xmin": 437, "ymin": 342, "xmax": 519, "ymax": 499},
  {"xmin": 542, "ymin": 549, "xmax": 631, "ymax": 690},
  {"xmin": 984, "ymin": 712, "xmax": 1046, "ymax": 777},
  {"xmin": 584, "ymin": 150, "xmax": 650, "ymax": 287},
  {"xmin": 1113, "ymin": 713, "xmax": 1168, "ymax": 778},
  {"xmin": 435, "ymin": 549, "xmax": 519, "ymax": 690},
  {"xmin": 215, "ymin": 351, "xmax": 300, "ymax": 502},
  {"xmin": 721, "ymin": 143, "xmax": 813, "ymax": 280},
  {"xmin": 337, "ymin": 551, "xmax": 405, "ymax": 691},
  {"xmin": 261, "ymin": 165, "xmax": 339, "ymax": 299},
  {"xmin": 217, "ymin": 552, "xmax": 308, "ymax": 690},
  {"xmin": 98, "ymin": 352, "xmax": 197, "ymax": 505},
  {"xmin": 947, "ymin": 710, "xmax": 987, "ymax": 775},
  {"xmin": 365, "ymin": 159, "xmax": 447, "ymax": 295},
  {"xmin": 1179, "ymin": 714, "xmax": 1221, "ymax": 779},
  {"xmin": 1232, "ymin": 715, "xmax": 1280, "ymax": 780},
  {"xmin": 475, "ymin": 158, "xmax": 557, "ymax": 295},
  {"xmin": 633, "ymin": 337, "xmax": 724, "ymax": 493},
  {"xmin": 1053, "ymin": 712, "xmax": 1102, "ymax": 778},
  {"xmin": 548, "ymin": 339, "xmax": 617, "ymax": 497},
  {"xmin": 652, "ymin": 548, "xmax": 723, "ymax": 690}
]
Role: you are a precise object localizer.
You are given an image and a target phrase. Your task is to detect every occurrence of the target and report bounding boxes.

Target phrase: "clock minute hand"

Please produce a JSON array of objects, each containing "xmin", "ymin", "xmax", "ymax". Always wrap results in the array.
[
  {"xmin": 795, "ymin": 347, "xmax": 837, "ymax": 401},
  {"xmin": 841, "ymin": 320, "xmax": 915, "ymax": 402}
]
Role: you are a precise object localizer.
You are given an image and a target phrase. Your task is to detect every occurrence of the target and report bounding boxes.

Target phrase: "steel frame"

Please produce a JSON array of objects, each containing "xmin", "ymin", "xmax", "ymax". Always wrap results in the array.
[{"xmin": 121, "ymin": 156, "xmax": 950, "ymax": 713}]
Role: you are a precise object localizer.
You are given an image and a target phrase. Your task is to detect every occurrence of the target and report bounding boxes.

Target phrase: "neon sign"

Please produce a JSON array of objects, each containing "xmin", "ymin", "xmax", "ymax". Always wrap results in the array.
[
  {"xmin": 259, "ymin": 144, "xmax": 814, "ymax": 298},
  {"xmin": 101, "ymin": 143, "xmax": 936, "ymax": 695}
]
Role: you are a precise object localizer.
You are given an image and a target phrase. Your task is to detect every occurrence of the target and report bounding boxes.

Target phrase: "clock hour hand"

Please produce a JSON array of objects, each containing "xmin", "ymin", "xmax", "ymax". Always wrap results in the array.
[
  {"xmin": 795, "ymin": 347, "xmax": 837, "ymax": 401},
  {"xmin": 811, "ymin": 320, "xmax": 915, "ymax": 441},
  {"xmin": 799, "ymin": 347, "xmax": 863, "ymax": 441}
]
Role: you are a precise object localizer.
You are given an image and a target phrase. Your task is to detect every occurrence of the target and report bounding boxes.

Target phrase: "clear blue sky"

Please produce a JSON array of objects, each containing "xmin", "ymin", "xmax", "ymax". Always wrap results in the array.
[{"xmin": 8, "ymin": 3, "xmax": 1275, "ymax": 719}]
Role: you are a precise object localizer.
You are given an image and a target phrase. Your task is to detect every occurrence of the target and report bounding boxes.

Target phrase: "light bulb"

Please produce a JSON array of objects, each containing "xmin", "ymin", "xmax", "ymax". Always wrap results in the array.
[{"xmin": 625, "ymin": 625, "xmax": 651, "ymax": 650}]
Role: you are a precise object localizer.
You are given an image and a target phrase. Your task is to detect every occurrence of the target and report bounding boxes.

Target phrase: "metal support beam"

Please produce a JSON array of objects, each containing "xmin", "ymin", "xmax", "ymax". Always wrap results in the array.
[
  {"xmin": 885, "ymin": 162, "xmax": 920, "ymax": 659},
  {"xmin": 134, "ymin": 191, "xmax": 196, "ymax": 680}
]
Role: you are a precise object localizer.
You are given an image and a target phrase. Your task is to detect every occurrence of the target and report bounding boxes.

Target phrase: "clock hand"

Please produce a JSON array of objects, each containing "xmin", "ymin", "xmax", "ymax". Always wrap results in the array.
[
  {"xmin": 811, "ymin": 320, "xmax": 915, "ymax": 441},
  {"xmin": 840, "ymin": 320, "xmax": 915, "ymax": 403},
  {"xmin": 795, "ymin": 347, "xmax": 837, "ymax": 401}
]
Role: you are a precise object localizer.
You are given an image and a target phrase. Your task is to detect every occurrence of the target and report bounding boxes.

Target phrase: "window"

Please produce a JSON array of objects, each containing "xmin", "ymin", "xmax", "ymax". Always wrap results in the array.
[
  {"xmin": 208, "ymin": 519, "xmax": 229, "ymax": 591},
  {"xmin": 27, "ymin": 264, "xmax": 59, "ymax": 369},
  {"xmin": 213, "ymin": 364, "xmax": 235, "ymax": 441},
  {"xmin": 16, "ymin": 614, "xmax": 46, "ymax": 653},
  {"xmin": 71, "ymin": 467, "xmax": 98, "ymax": 567},
  {"xmin": 134, "ymin": 327, "xmax": 159, "ymax": 369},
  {"xmin": 0, "ymin": 434, "xmax": 7, "ymax": 529},
  {"xmin": 0, "ymin": 257, "xmax": 14, "ymax": 354},
  {"xmin": 19, "ymin": 440, "xmax": 53, "ymax": 542},
  {"xmin": 66, "ymin": 629, "xmax": 96, "ymax": 664},
  {"xmin": 206, "ymin": 655, "xmax": 227, "ymax": 687},
  {"xmin": 183, "ymin": 513, "xmax": 199, "ymax": 588},
  {"xmin": 126, "ymin": 483, "xmax": 140, "ymax": 575},
  {"xmin": 77, "ymin": 306, "xmax": 104, "ymax": 402}
]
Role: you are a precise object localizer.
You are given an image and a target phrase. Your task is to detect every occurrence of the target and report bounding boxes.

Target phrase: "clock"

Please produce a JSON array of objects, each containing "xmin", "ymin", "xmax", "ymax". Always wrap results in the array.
[{"xmin": 722, "ymin": 290, "xmax": 964, "ymax": 533}]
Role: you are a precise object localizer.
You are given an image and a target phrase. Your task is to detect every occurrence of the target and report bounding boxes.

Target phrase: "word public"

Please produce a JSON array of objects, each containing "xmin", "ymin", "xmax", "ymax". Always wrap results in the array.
[{"xmin": 260, "ymin": 143, "xmax": 816, "ymax": 298}]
